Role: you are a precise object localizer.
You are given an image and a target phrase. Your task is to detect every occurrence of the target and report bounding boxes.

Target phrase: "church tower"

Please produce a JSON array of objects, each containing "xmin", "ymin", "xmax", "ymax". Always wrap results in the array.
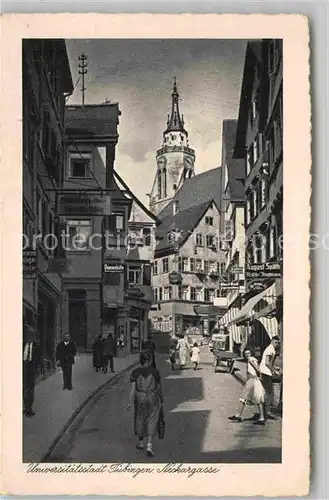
[{"xmin": 149, "ymin": 78, "xmax": 195, "ymax": 215}]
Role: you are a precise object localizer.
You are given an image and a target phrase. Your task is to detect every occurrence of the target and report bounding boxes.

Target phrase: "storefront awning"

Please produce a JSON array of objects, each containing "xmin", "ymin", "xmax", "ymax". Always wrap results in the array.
[
  {"xmin": 228, "ymin": 284, "xmax": 277, "ymax": 326},
  {"xmin": 255, "ymin": 316, "xmax": 278, "ymax": 339},
  {"xmin": 218, "ymin": 307, "xmax": 242, "ymax": 344}
]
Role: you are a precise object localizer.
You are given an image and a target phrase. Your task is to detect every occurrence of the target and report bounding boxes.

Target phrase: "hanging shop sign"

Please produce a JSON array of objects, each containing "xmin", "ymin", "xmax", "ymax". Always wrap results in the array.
[
  {"xmin": 57, "ymin": 191, "xmax": 111, "ymax": 216},
  {"xmin": 169, "ymin": 270, "xmax": 182, "ymax": 285},
  {"xmin": 23, "ymin": 250, "xmax": 37, "ymax": 278},
  {"xmin": 103, "ymin": 263, "xmax": 125, "ymax": 273},
  {"xmin": 245, "ymin": 262, "xmax": 281, "ymax": 280},
  {"xmin": 247, "ymin": 280, "xmax": 267, "ymax": 293}
]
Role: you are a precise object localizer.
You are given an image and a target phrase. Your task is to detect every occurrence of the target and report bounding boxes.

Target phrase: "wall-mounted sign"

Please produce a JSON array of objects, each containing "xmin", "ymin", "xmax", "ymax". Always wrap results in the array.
[
  {"xmin": 23, "ymin": 250, "xmax": 37, "ymax": 278},
  {"xmin": 169, "ymin": 271, "xmax": 182, "ymax": 285},
  {"xmin": 104, "ymin": 263, "xmax": 124, "ymax": 273},
  {"xmin": 245, "ymin": 262, "xmax": 281, "ymax": 280},
  {"xmin": 230, "ymin": 267, "xmax": 244, "ymax": 274},
  {"xmin": 57, "ymin": 191, "xmax": 111, "ymax": 216},
  {"xmin": 220, "ymin": 282, "xmax": 240, "ymax": 290}
]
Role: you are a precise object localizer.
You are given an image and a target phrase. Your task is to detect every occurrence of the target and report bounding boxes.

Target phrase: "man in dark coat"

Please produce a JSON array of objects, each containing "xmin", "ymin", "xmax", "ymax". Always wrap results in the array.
[
  {"xmin": 93, "ymin": 334, "xmax": 104, "ymax": 372},
  {"xmin": 23, "ymin": 326, "xmax": 41, "ymax": 417},
  {"xmin": 56, "ymin": 333, "xmax": 77, "ymax": 390},
  {"xmin": 102, "ymin": 333, "xmax": 117, "ymax": 373}
]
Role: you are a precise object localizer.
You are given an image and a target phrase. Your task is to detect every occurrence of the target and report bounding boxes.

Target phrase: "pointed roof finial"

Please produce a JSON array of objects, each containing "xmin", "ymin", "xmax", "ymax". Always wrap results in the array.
[{"xmin": 165, "ymin": 77, "xmax": 187, "ymax": 134}]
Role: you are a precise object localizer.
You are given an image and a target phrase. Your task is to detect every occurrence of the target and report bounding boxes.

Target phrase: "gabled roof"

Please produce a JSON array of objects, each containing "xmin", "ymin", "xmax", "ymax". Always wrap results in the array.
[
  {"xmin": 158, "ymin": 167, "xmax": 221, "ymax": 220},
  {"xmin": 65, "ymin": 103, "xmax": 121, "ymax": 139},
  {"xmin": 113, "ymin": 170, "xmax": 160, "ymax": 225},
  {"xmin": 154, "ymin": 200, "xmax": 214, "ymax": 258}
]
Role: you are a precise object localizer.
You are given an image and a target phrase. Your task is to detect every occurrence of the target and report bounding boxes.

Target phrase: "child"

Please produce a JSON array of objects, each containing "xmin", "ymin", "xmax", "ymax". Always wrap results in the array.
[
  {"xmin": 169, "ymin": 344, "xmax": 176, "ymax": 370},
  {"xmin": 228, "ymin": 348, "xmax": 265, "ymax": 425},
  {"xmin": 191, "ymin": 342, "xmax": 200, "ymax": 371}
]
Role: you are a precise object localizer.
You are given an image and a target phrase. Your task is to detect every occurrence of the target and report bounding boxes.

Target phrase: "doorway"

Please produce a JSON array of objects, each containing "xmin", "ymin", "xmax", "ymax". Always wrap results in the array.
[{"xmin": 68, "ymin": 289, "xmax": 88, "ymax": 350}]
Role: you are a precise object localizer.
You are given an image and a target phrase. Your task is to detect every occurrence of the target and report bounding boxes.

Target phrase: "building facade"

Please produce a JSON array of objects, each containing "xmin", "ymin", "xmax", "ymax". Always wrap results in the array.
[
  {"xmin": 23, "ymin": 39, "xmax": 73, "ymax": 374},
  {"xmin": 230, "ymin": 39, "xmax": 283, "ymax": 355},
  {"xmin": 149, "ymin": 79, "xmax": 196, "ymax": 216},
  {"xmin": 149, "ymin": 168, "xmax": 227, "ymax": 339}
]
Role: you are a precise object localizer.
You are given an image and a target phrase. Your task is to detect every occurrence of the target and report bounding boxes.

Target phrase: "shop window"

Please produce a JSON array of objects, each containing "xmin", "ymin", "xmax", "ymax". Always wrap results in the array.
[
  {"xmin": 128, "ymin": 265, "xmax": 142, "ymax": 285},
  {"xmin": 162, "ymin": 257, "xmax": 169, "ymax": 273},
  {"xmin": 205, "ymin": 216, "xmax": 213, "ymax": 226},
  {"xmin": 66, "ymin": 219, "xmax": 92, "ymax": 250},
  {"xmin": 190, "ymin": 287, "xmax": 196, "ymax": 301},
  {"xmin": 68, "ymin": 152, "xmax": 92, "ymax": 178}
]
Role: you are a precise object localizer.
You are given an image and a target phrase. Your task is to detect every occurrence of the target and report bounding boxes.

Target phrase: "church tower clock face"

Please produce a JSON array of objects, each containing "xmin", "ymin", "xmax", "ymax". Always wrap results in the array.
[{"xmin": 149, "ymin": 78, "xmax": 196, "ymax": 216}]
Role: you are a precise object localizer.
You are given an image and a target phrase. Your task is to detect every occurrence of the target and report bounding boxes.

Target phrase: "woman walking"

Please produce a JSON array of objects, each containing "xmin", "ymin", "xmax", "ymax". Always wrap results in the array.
[
  {"xmin": 228, "ymin": 348, "xmax": 265, "ymax": 425},
  {"xmin": 127, "ymin": 350, "xmax": 164, "ymax": 457},
  {"xmin": 92, "ymin": 335, "xmax": 104, "ymax": 372},
  {"xmin": 177, "ymin": 335, "xmax": 189, "ymax": 369},
  {"xmin": 191, "ymin": 342, "xmax": 200, "ymax": 371}
]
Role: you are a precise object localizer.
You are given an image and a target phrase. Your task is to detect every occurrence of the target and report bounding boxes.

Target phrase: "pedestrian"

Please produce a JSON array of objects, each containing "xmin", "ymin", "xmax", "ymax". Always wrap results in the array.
[
  {"xmin": 126, "ymin": 350, "xmax": 164, "ymax": 457},
  {"xmin": 142, "ymin": 335, "xmax": 156, "ymax": 368},
  {"xmin": 103, "ymin": 333, "xmax": 117, "ymax": 373},
  {"xmin": 177, "ymin": 335, "xmax": 189, "ymax": 369},
  {"xmin": 191, "ymin": 342, "xmax": 200, "ymax": 371},
  {"xmin": 56, "ymin": 333, "xmax": 77, "ymax": 390},
  {"xmin": 93, "ymin": 334, "xmax": 104, "ymax": 372},
  {"xmin": 228, "ymin": 348, "xmax": 265, "ymax": 424},
  {"xmin": 169, "ymin": 343, "xmax": 177, "ymax": 370},
  {"xmin": 23, "ymin": 326, "xmax": 41, "ymax": 417},
  {"xmin": 259, "ymin": 335, "xmax": 281, "ymax": 421}
]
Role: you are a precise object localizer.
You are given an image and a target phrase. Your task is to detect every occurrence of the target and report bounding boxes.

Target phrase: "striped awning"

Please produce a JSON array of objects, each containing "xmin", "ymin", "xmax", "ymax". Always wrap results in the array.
[
  {"xmin": 228, "ymin": 283, "xmax": 277, "ymax": 326},
  {"xmin": 255, "ymin": 316, "xmax": 279, "ymax": 339},
  {"xmin": 218, "ymin": 307, "xmax": 242, "ymax": 344}
]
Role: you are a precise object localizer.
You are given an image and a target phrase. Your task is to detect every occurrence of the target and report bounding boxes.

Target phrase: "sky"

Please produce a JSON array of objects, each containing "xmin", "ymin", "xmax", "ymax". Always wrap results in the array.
[{"xmin": 65, "ymin": 39, "xmax": 248, "ymax": 206}]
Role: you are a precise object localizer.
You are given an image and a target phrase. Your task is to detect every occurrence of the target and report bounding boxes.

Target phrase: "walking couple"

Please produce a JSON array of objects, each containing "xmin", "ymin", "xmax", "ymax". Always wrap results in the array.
[
  {"xmin": 93, "ymin": 333, "xmax": 117, "ymax": 373},
  {"xmin": 229, "ymin": 336, "xmax": 281, "ymax": 426}
]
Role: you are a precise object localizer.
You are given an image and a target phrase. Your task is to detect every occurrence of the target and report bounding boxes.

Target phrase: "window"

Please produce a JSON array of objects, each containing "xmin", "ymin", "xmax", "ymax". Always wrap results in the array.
[
  {"xmin": 66, "ymin": 219, "xmax": 92, "ymax": 250},
  {"xmin": 178, "ymin": 285, "xmax": 183, "ymax": 299},
  {"xmin": 196, "ymin": 288, "xmax": 203, "ymax": 302},
  {"xmin": 209, "ymin": 261, "xmax": 217, "ymax": 274},
  {"xmin": 269, "ymin": 226, "xmax": 277, "ymax": 259},
  {"xmin": 68, "ymin": 152, "xmax": 92, "ymax": 178},
  {"xmin": 219, "ymin": 262, "xmax": 226, "ymax": 275},
  {"xmin": 143, "ymin": 227, "xmax": 152, "ymax": 246},
  {"xmin": 163, "ymin": 168, "xmax": 167, "ymax": 198},
  {"xmin": 182, "ymin": 257, "xmax": 189, "ymax": 271},
  {"xmin": 109, "ymin": 212, "xmax": 125, "ymax": 233},
  {"xmin": 209, "ymin": 289, "xmax": 215, "ymax": 302},
  {"xmin": 204, "ymin": 289, "xmax": 210, "ymax": 302},
  {"xmin": 157, "ymin": 170, "xmax": 162, "ymax": 198},
  {"xmin": 190, "ymin": 287, "xmax": 196, "ymax": 301},
  {"xmin": 190, "ymin": 258, "xmax": 195, "ymax": 272},
  {"xmin": 128, "ymin": 265, "xmax": 142, "ymax": 285},
  {"xmin": 246, "ymin": 150, "xmax": 252, "ymax": 176},
  {"xmin": 177, "ymin": 256, "xmax": 183, "ymax": 272},
  {"xmin": 206, "ymin": 234, "xmax": 215, "ymax": 248},
  {"xmin": 196, "ymin": 233, "xmax": 203, "ymax": 246},
  {"xmin": 164, "ymin": 286, "xmax": 172, "ymax": 300},
  {"xmin": 246, "ymin": 198, "xmax": 251, "ymax": 225},
  {"xmin": 153, "ymin": 288, "xmax": 159, "ymax": 302},
  {"xmin": 159, "ymin": 287, "xmax": 163, "ymax": 301},
  {"xmin": 115, "ymin": 214, "xmax": 124, "ymax": 231},
  {"xmin": 182, "ymin": 286, "xmax": 189, "ymax": 300},
  {"xmin": 153, "ymin": 260, "xmax": 158, "ymax": 275},
  {"xmin": 205, "ymin": 216, "xmax": 214, "ymax": 226},
  {"xmin": 196, "ymin": 259, "xmax": 203, "ymax": 272},
  {"xmin": 162, "ymin": 257, "xmax": 169, "ymax": 273},
  {"xmin": 204, "ymin": 260, "xmax": 209, "ymax": 275}
]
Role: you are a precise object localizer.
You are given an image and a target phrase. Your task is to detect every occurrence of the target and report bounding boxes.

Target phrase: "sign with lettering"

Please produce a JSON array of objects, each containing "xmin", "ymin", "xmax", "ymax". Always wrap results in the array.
[
  {"xmin": 23, "ymin": 250, "xmax": 37, "ymax": 278},
  {"xmin": 245, "ymin": 262, "xmax": 281, "ymax": 280},
  {"xmin": 104, "ymin": 264, "xmax": 124, "ymax": 273},
  {"xmin": 220, "ymin": 282, "xmax": 240, "ymax": 290},
  {"xmin": 57, "ymin": 192, "xmax": 111, "ymax": 216},
  {"xmin": 169, "ymin": 271, "xmax": 182, "ymax": 285},
  {"xmin": 230, "ymin": 267, "xmax": 244, "ymax": 274},
  {"xmin": 247, "ymin": 281, "xmax": 266, "ymax": 292}
]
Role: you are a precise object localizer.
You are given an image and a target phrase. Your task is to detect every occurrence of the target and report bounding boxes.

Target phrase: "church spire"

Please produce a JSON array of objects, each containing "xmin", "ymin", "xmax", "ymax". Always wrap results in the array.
[{"xmin": 165, "ymin": 77, "xmax": 187, "ymax": 133}]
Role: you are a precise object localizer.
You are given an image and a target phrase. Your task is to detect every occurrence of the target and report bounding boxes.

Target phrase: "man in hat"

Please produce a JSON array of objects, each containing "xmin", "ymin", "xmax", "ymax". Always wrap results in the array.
[
  {"xmin": 23, "ymin": 325, "xmax": 41, "ymax": 417},
  {"xmin": 56, "ymin": 333, "xmax": 77, "ymax": 390}
]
